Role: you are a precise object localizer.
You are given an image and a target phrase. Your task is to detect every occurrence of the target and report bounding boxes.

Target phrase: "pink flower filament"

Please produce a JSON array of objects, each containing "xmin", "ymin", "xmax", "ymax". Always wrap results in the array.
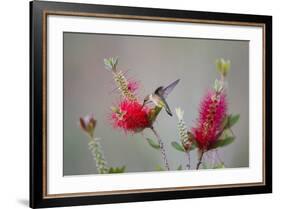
[
  {"xmin": 111, "ymin": 100, "xmax": 151, "ymax": 133},
  {"xmin": 192, "ymin": 91, "xmax": 227, "ymax": 150}
]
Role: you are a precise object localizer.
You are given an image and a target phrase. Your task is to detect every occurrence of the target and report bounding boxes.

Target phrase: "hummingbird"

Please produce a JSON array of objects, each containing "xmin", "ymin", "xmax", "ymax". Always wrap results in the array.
[{"xmin": 142, "ymin": 79, "xmax": 180, "ymax": 116}]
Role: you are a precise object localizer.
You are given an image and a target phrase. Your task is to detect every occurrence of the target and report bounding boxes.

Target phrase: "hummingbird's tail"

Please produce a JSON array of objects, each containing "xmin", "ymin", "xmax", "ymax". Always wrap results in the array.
[
  {"xmin": 163, "ymin": 102, "xmax": 173, "ymax": 116},
  {"xmin": 165, "ymin": 106, "xmax": 173, "ymax": 116}
]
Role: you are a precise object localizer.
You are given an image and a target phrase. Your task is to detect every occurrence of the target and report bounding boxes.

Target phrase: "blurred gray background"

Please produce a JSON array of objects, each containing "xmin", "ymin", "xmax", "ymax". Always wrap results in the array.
[{"xmin": 63, "ymin": 32, "xmax": 249, "ymax": 176}]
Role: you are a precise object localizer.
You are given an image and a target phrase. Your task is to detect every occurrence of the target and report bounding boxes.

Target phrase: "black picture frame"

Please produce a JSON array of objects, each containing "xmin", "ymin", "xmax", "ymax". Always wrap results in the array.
[{"xmin": 30, "ymin": 0, "xmax": 272, "ymax": 208}]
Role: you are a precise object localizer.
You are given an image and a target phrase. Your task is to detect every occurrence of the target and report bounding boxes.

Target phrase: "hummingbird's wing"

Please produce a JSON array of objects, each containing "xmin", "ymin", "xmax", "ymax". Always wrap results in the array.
[{"xmin": 162, "ymin": 79, "xmax": 180, "ymax": 99}]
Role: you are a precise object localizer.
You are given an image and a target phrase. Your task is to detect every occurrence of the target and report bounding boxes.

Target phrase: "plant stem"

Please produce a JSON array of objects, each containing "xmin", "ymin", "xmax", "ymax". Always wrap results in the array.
[
  {"xmin": 215, "ymin": 149, "xmax": 224, "ymax": 165},
  {"xmin": 229, "ymin": 127, "xmax": 236, "ymax": 138},
  {"xmin": 196, "ymin": 151, "xmax": 204, "ymax": 170},
  {"xmin": 185, "ymin": 152, "xmax": 191, "ymax": 170},
  {"xmin": 150, "ymin": 126, "xmax": 170, "ymax": 170}
]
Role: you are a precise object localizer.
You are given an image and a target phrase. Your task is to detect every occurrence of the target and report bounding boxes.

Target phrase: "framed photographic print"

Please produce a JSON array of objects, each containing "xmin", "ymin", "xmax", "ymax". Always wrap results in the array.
[{"xmin": 30, "ymin": 0, "xmax": 272, "ymax": 208}]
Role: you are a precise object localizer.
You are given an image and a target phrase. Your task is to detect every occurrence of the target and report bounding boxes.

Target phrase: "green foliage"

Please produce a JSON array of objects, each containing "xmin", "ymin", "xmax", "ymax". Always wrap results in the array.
[
  {"xmin": 222, "ymin": 114, "xmax": 240, "ymax": 129},
  {"xmin": 104, "ymin": 57, "xmax": 118, "ymax": 72},
  {"xmin": 211, "ymin": 114, "xmax": 240, "ymax": 149},
  {"xmin": 190, "ymin": 143, "xmax": 197, "ymax": 150},
  {"xmin": 228, "ymin": 114, "xmax": 240, "ymax": 128},
  {"xmin": 202, "ymin": 162, "xmax": 208, "ymax": 169},
  {"xmin": 171, "ymin": 141, "xmax": 196, "ymax": 152},
  {"xmin": 171, "ymin": 141, "xmax": 185, "ymax": 152},
  {"xmin": 146, "ymin": 138, "xmax": 160, "ymax": 149},
  {"xmin": 155, "ymin": 165, "xmax": 165, "ymax": 171},
  {"xmin": 216, "ymin": 58, "xmax": 231, "ymax": 77},
  {"xmin": 211, "ymin": 137, "xmax": 235, "ymax": 149},
  {"xmin": 177, "ymin": 165, "xmax": 183, "ymax": 170},
  {"xmin": 108, "ymin": 166, "xmax": 126, "ymax": 173},
  {"xmin": 169, "ymin": 112, "xmax": 239, "ymax": 170},
  {"xmin": 221, "ymin": 115, "xmax": 229, "ymax": 129},
  {"xmin": 214, "ymin": 79, "xmax": 224, "ymax": 92},
  {"xmin": 213, "ymin": 163, "xmax": 225, "ymax": 169}
]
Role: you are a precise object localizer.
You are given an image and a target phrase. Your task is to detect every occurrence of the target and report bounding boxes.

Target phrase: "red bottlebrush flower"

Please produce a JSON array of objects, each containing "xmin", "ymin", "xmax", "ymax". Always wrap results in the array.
[
  {"xmin": 192, "ymin": 91, "xmax": 227, "ymax": 150},
  {"xmin": 127, "ymin": 80, "xmax": 139, "ymax": 93},
  {"xmin": 111, "ymin": 100, "xmax": 151, "ymax": 133}
]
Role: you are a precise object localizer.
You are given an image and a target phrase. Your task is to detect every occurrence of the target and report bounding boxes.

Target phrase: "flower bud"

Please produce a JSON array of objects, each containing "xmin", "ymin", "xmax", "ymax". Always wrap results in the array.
[
  {"xmin": 216, "ymin": 58, "xmax": 231, "ymax": 77},
  {"xmin": 79, "ymin": 113, "xmax": 97, "ymax": 138}
]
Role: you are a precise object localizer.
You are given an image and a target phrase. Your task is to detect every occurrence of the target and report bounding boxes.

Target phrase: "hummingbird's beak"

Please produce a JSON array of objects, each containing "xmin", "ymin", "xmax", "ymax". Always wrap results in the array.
[{"xmin": 142, "ymin": 100, "xmax": 146, "ymax": 108}]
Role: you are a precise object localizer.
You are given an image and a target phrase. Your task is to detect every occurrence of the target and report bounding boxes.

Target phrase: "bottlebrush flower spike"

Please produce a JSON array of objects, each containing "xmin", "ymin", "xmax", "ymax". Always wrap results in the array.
[
  {"xmin": 192, "ymin": 91, "xmax": 227, "ymax": 150},
  {"xmin": 175, "ymin": 108, "xmax": 184, "ymax": 121},
  {"xmin": 111, "ymin": 99, "xmax": 151, "ymax": 133},
  {"xmin": 88, "ymin": 138, "xmax": 109, "ymax": 174},
  {"xmin": 104, "ymin": 57, "xmax": 137, "ymax": 101},
  {"xmin": 79, "ymin": 114, "xmax": 109, "ymax": 174},
  {"xmin": 175, "ymin": 108, "xmax": 190, "ymax": 150},
  {"xmin": 114, "ymin": 71, "xmax": 137, "ymax": 101}
]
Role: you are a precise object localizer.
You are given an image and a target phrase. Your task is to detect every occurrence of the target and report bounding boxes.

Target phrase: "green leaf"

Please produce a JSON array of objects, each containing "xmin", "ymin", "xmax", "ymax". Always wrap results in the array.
[
  {"xmin": 202, "ymin": 162, "xmax": 208, "ymax": 169},
  {"xmin": 171, "ymin": 141, "xmax": 197, "ymax": 152},
  {"xmin": 213, "ymin": 79, "xmax": 223, "ymax": 92},
  {"xmin": 216, "ymin": 58, "xmax": 231, "ymax": 77},
  {"xmin": 104, "ymin": 57, "xmax": 118, "ymax": 72},
  {"xmin": 228, "ymin": 114, "xmax": 240, "ymax": 128},
  {"xmin": 213, "ymin": 163, "xmax": 225, "ymax": 169},
  {"xmin": 146, "ymin": 138, "xmax": 160, "ymax": 149},
  {"xmin": 190, "ymin": 143, "xmax": 197, "ymax": 150},
  {"xmin": 156, "ymin": 165, "xmax": 164, "ymax": 171},
  {"xmin": 108, "ymin": 166, "xmax": 126, "ymax": 173},
  {"xmin": 177, "ymin": 165, "xmax": 183, "ymax": 170},
  {"xmin": 221, "ymin": 115, "xmax": 229, "ymax": 129},
  {"xmin": 211, "ymin": 137, "xmax": 235, "ymax": 149},
  {"xmin": 171, "ymin": 141, "xmax": 185, "ymax": 152}
]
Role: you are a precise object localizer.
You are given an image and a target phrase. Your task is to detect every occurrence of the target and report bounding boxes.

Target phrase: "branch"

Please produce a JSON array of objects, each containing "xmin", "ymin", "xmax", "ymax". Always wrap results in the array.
[{"xmin": 150, "ymin": 126, "xmax": 170, "ymax": 170}]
